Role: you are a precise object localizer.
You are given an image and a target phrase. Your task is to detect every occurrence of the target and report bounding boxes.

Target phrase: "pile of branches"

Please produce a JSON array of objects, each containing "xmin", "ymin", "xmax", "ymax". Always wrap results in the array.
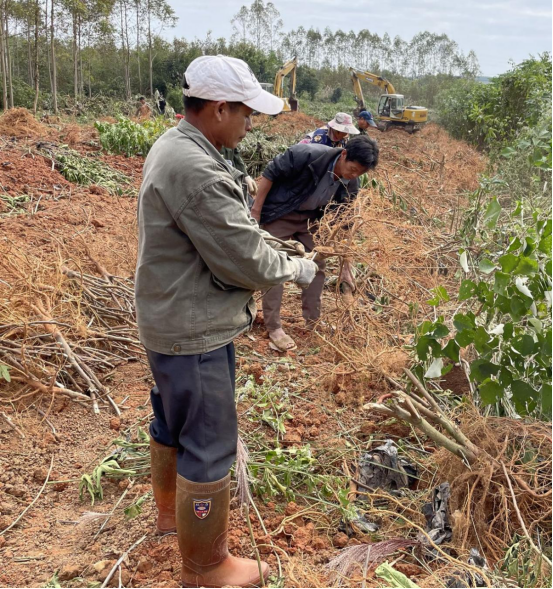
[
  {"xmin": 0, "ymin": 253, "xmax": 144, "ymax": 414},
  {"xmin": 308, "ymin": 190, "xmax": 552, "ymax": 583}
]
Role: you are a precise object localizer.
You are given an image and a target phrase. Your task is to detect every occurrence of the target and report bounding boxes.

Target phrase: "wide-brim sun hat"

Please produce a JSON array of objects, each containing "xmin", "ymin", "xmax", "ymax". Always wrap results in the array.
[
  {"xmin": 183, "ymin": 55, "xmax": 284, "ymax": 115},
  {"xmin": 327, "ymin": 112, "xmax": 360, "ymax": 134}
]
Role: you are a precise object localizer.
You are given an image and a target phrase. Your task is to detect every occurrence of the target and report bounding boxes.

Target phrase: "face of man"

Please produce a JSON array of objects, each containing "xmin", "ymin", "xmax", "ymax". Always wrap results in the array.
[
  {"xmin": 334, "ymin": 150, "xmax": 368, "ymax": 180},
  {"xmin": 357, "ymin": 117, "xmax": 369, "ymax": 130},
  {"xmin": 215, "ymin": 102, "xmax": 253, "ymax": 149},
  {"xmin": 329, "ymin": 128, "xmax": 348, "ymax": 143}
]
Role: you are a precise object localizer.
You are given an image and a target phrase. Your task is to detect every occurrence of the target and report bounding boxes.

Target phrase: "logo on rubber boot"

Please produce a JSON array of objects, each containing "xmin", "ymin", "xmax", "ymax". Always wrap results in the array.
[{"xmin": 193, "ymin": 499, "xmax": 212, "ymax": 519}]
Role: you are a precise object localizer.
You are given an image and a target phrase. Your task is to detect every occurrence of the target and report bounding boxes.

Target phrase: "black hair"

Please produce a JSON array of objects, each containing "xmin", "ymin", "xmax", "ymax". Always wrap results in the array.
[
  {"xmin": 344, "ymin": 135, "xmax": 379, "ymax": 169},
  {"xmin": 139, "ymin": 96, "xmax": 145, "ymax": 101},
  {"xmin": 182, "ymin": 73, "xmax": 243, "ymax": 114}
]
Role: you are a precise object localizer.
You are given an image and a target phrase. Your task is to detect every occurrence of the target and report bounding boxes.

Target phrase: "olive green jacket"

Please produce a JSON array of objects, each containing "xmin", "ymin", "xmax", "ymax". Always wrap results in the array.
[{"xmin": 135, "ymin": 119, "xmax": 297, "ymax": 355}]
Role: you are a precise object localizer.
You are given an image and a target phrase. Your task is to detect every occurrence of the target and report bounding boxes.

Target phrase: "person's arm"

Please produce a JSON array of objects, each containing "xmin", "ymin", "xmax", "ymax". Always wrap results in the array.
[
  {"xmin": 250, "ymin": 177, "xmax": 272, "ymax": 222},
  {"xmin": 175, "ymin": 177, "xmax": 315, "ymax": 291}
]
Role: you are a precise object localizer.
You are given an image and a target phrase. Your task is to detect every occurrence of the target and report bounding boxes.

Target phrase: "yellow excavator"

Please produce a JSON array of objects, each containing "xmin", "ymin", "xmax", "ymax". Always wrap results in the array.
[
  {"xmin": 274, "ymin": 57, "xmax": 298, "ymax": 112},
  {"xmin": 350, "ymin": 68, "xmax": 428, "ymax": 132}
]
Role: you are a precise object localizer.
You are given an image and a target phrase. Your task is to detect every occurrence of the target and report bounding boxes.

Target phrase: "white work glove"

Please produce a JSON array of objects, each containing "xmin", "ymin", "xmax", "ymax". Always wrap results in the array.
[
  {"xmin": 245, "ymin": 176, "xmax": 258, "ymax": 196},
  {"xmin": 291, "ymin": 257, "xmax": 318, "ymax": 288}
]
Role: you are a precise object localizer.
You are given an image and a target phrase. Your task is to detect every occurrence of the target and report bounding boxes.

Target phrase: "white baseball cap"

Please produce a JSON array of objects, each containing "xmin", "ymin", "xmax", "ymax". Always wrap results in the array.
[{"xmin": 183, "ymin": 55, "xmax": 284, "ymax": 115}]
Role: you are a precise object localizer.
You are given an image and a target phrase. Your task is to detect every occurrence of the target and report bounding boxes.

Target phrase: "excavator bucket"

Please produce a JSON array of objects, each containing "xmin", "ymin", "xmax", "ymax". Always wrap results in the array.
[{"xmin": 289, "ymin": 97, "xmax": 299, "ymax": 112}]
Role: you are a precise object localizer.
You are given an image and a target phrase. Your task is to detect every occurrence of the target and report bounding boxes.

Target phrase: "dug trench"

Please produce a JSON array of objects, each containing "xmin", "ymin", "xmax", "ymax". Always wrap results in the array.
[{"xmin": 0, "ymin": 109, "xmax": 495, "ymax": 588}]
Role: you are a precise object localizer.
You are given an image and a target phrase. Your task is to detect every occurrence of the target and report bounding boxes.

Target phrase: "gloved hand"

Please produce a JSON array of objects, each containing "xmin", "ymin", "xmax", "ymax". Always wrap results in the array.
[
  {"xmin": 244, "ymin": 176, "xmax": 258, "ymax": 197},
  {"xmin": 291, "ymin": 257, "xmax": 318, "ymax": 288}
]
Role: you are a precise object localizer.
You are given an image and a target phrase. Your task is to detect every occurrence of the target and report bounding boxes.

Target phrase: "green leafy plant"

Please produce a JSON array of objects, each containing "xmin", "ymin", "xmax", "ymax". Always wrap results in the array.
[
  {"xmin": 0, "ymin": 194, "xmax": 30, "ymax": 215},
  {"xmin": 95, "ymin": 116, "xmax": 170, "ymax": 157},
  {"xmin": 80, "ymin": 427, "xmax": 150, "ymax": 504},
  {"xmin": 239, "ymin": 374, "xmax": 293, "ymax": 438},
  {"xmin": 43, "ymin": 148, "xmax": 134, "ymax": 196},
  {"xmin": 414, "ymin": 206, "xmax": 551, "ymax": 419}
]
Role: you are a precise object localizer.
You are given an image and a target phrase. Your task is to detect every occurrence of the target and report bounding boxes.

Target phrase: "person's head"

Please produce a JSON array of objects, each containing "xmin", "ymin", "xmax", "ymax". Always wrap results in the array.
[
  {"xmin": 357, "ymin": 110, "xmax": 378, "ymax": 130},
  {"xmin": 139, "ymin": 96, "xmax": 146, "ymax": 104},
  {"xmin": 327, "ymin": 112, "xmax": 360, "ymax": 143},
  {"xmin": 334, "ymin": 135, "xmax": 379, "ymax": 180},
  {"xmin": 182, "ymin": 55, "xmax": 284, "ymax": 149}
]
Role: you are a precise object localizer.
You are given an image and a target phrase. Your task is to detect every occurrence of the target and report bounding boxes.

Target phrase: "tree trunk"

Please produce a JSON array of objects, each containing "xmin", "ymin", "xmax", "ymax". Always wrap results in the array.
[
  {"xmin": 4, "ymin": 2, "xmax": 12, "ymax": 108},
  {"xmin": 50, "ymin": 0, "xmax": 57, "ymax": 113},
  {"xmin": 136, "ymin": 0, "xmax": 141, "ymax": 93},
  {"xmin": 0, "ymin": 1, "xmax": 7, "ymax": 110},
  {"xmin": 27, "ymin": 22, "xmax": 33, "ymax": 85},
  {"xmin": 32, "ymin": 0, "xmax": 39, "ymax": 114},
  {"xmin": 72, "ymin": 14, "xmax": 77, "ymax": 98},
  {"xmin": 78, "ymin": 17, "xmax": 83, "ymax": 97},
  {"xmin": 147, "ymin": 0, "xmax": 152, "ymax": 96}
]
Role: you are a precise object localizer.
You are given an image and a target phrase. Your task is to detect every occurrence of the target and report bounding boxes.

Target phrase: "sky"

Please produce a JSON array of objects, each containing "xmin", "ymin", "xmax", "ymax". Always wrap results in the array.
[{"xmin": 167, "ymin": 0, "xmax": 552, "ymax": 76}]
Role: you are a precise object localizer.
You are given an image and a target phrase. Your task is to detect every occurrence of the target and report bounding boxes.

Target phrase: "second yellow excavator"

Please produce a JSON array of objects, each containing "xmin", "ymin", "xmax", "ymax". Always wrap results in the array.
[
  {"xmin": 274, "ymin": 57, "xmax": 299, "ymax": 113},
  {"xmin": 350, "ymin": 68, "xmax": 428, "ymax": 132}
]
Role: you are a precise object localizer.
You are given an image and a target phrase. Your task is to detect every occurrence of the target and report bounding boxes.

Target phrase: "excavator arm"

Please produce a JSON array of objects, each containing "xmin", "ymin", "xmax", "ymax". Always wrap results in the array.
[
  {"xmin": 274, "ymin": 57, "xmax": 298, "ymax": 111},
  {"xmin": 349, "ymin": 68, "xmax": 396, "ymax": 108}
]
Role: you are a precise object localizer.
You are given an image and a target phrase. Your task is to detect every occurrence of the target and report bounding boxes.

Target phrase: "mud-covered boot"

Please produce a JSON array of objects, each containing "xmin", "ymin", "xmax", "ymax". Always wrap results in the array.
[
  {"xmin": 176, "ymin": 474, "xmax": 269, "ymax": 588},
  {"xmin": 150, "ymin": 438, "xmax": 177, "ymax": 534}
]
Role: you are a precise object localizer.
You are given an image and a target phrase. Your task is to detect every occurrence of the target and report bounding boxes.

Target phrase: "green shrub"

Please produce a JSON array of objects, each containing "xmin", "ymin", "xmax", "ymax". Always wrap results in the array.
[{"xmin": 95, "ymin": 116, "xmax": 170, "ymax": 156}]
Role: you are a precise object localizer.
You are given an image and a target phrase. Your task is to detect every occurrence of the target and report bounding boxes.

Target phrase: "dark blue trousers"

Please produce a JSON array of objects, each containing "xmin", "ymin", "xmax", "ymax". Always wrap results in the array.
[{"xmin": 147, "ymin": 343, "xmax": 238, "ymax": 483}]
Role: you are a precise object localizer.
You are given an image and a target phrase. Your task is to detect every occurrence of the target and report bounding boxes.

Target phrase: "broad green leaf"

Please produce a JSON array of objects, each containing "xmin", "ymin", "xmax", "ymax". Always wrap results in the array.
[
  {"xmin": 538, "ymin": 234, "xmax": 552, "ymax": 255},
  {"xmin": 455, "ymin": 330, "xmax": 475, "ymax": 347},
  {"xmin": 546, "ymin": 260, "xmax": 552, "ymax": 277},
  {"xmin": 499, "ymin": 367, "xmax": 513, "ymax": 387},
  {"xmin": 483, "ymin": 197, "xmax": 501, "ymax": 228},
  {"xmin": 432, "ymin": 323, "xmax": 449, "ymax": 339},
  {"xmin": 459, "ymin": 251, "xmax": 469, "ymax": 273},
  {"xmin": 425, "ymin": 358, "xmax": 444, "ymax": 379},
  {"xmin": 470, "ymin": 359, "xmax": 500, "ymax": 383},
  {"xmin": 523, "ymin": 237, "xmax": 536, "ymax": 257},
  {"xmin": 473, "ymin": 327, "xmax": 491, "ymax": 352},
  {"xmin": 514, "ymin": 256, "xmax": 539, "ymax": 276},
  {"xmin": 478, "ymin": 258, "xmax": 496, "ymax": 274},
  {"xmin": 543, "ymin": 218, "xmax": 552, "ymax": 237},
  {"xmin": 426, "ymin": 286, "xmax": 450, "ymax": 306},
  {"xmin": 453, "ymin": 313, "xmax": 476, "ymax": 332},
  {"xmin": 512, "ymin": 335, "xmax": 535, "ymax": 356},
  {"xmin": 511, "ymin": 380, "xmax": 539, "ymax": 415},
  {"xmin": 493, "ymin": 272, "xmax": 510, "ymax": 295},
  {"xmin": 459, "ymin": 279, "xmax": 477, "ymax": 301},
  {"xmin": 510, "ymin": 296, "xmax": 528, "ymax": 321},
  {"xmin": 507, "ymin": 236, "xmax": 522, "ymax": 253},
  {"xmin": 442, "ymin": 339, "xmax": 460, "ymax": 362},
  {"xmin": 416, "ymin": 336, "xmax": 433, "ymax": 361},
  {"xmin": 479, "ymin": 379, "xmax": 503, "ymax": 405},
  {"xmin": 540, "ymin": 384, "xmax": 552, "ymax": 419},
  {"xmin": 503, "ymin": 323, "xmax": 514, "ymax": 340},
  {"xmin": 498, "ymin": 254, "xmax": 518, "ymax": 273}
]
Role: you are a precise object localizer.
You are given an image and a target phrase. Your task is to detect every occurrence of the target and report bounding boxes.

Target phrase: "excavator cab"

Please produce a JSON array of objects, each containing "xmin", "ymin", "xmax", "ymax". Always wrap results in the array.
[{"xmin": 378, "ymin": 95, "xmax": 405, "ymax": 119}]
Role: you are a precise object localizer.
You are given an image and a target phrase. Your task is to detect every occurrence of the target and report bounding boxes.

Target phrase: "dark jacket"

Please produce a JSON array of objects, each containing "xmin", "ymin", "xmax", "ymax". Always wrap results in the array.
[{"xmin": 260, "ymin": 144, "xmax": 359, "ymax": 224}]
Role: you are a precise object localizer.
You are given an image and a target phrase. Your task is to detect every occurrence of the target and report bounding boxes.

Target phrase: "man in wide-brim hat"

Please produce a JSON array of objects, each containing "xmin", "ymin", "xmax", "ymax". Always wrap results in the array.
[{"xmin": 300, "ymin": 111, "xmax": 360, "ymax": 148}]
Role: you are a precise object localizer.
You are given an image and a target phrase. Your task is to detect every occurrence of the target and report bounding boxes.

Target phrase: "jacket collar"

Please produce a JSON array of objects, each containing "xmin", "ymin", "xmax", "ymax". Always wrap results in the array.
[
  {"xmin": 176, "ymin": 119, "xmax": 234, "ymax": 171},
  {"xmin": 308, "ymin": 147, "xmax": 344, "ymax": 185}
]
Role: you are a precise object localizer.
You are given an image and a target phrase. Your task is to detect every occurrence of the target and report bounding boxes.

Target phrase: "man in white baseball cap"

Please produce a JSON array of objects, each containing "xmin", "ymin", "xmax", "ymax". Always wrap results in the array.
[{"xmin": 135, "ymin": 55, "xmax": 318, "ymax": 588}]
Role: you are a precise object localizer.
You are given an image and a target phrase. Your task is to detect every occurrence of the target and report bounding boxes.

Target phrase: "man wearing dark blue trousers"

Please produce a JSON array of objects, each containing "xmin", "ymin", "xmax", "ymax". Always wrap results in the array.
[{"xmin": 135, "ymin": 55, "xmax": 318, "ymax": 588}]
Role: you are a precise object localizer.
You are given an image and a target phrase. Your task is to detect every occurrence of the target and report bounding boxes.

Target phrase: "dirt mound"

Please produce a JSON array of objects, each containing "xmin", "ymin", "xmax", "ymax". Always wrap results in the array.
[
  {"xmin": 0, "ymin": 107, "xmax": 50, "ymax": 138},
  {"xmin": 254, "ymin": 112, "xmax": 324, "ymax": 140}
]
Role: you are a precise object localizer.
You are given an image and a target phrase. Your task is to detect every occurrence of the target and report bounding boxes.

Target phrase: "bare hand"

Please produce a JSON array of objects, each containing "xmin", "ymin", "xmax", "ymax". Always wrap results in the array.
[{"xmin": 250, "ymin": 207, "xmax": 261, "ymax": 222}]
